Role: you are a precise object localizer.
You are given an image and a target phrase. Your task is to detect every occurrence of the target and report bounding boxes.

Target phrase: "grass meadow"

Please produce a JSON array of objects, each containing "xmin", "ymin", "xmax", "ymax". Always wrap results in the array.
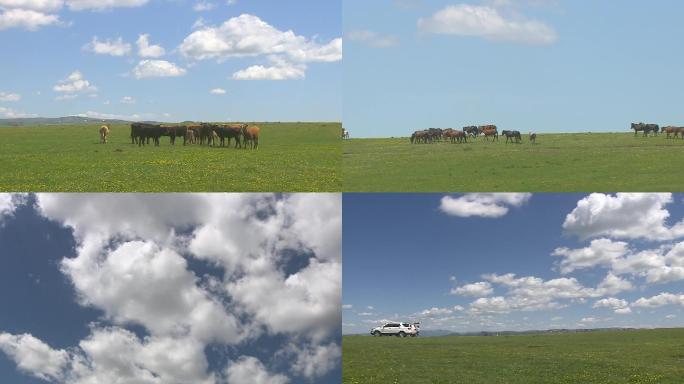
[
  {"xmin": 0, "ymin": 122, "xmax": 341, "ymax": 192},
  {"xmin": 342, "ymin": 133, "xmax": 684, "ymax": 192},
  {"xmin": 343, "ymin": 329, "xmax": 684, "ymax": 384}
]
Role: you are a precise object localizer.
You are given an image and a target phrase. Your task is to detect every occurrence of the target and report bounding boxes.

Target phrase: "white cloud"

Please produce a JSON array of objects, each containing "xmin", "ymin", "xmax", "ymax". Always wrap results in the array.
[
  {"xmin": 553, "ymin": 238, "xmax": 629, "ymax": 274},
  {"xmin": 136, "ymin": 33, "xmax": 165, "ymax": 58},
  {"xmin": 210, "ymin": 88, "xmax": 226, "ymax": 95},
  {"xmin": 0, "ymin": 106, "xmax": 35, "ymax": 117},
  {"xmin": 347, "ymin": 29, "xmax": 399, "ymax": 48},
  {"xmin": 53, "ymin": 70, "xmax": 97, "ymax": 98},
  {"xmin": 0, "ymin": 8, "xmax": 60, "ymax": 30},
  {"xmin": 417, "ymin": 4, "xmax": 557, "ymax": 45},
  {"xmin": 288, "ymin": 343, "xmax": 341, "ymax": 380},
  {"xmin": 66, "ymin": 0, "xmax": 148, "ymax": 11},
  {"xmin": 633, "ymin": 292, "xmax": 684, "ymax": 308},
  {"xmin": 593, "ymin": 298, "xmax": 631, "ymax": 314},
  {"xmin": 226, "ymin": 356, "xmax": 289, "ymax": 384},
  {"xmin": 439, "ymin": 193, "xmax": 532, "ymax": 218},
  {"xmin": 0, "ymin": 333, "xmax": 68, "ymax": 381},
  {"xmin": 193, "ymin": 1, "xmax": 215, "ymax": 11},
  {"xmin": 450, "ymin": 281, "xmax": 493, "ymax": 297},
  {"xmin": 0, "ymin": 91, "xmax": 21, "ymax": 101},
  {"xmin": 232, "ymin": 63, "xmax": 306, "ymax": 81},
  {"xmin": 179, "ymin": 14, "xmax": 342, "ymax": 63},
  {"xmin": 0, "ymin": 193, "xmax": 26, "ymax": 220},
  {"xmin": 0, "ymin": 0, "xmax": 63, "ymax": 12},
  {"xmin": 120, "ymin": 95, "xmax": 136, "ymax": 104},
  {"xmin": 342, "ymin": 304, "xmax": 353, "ymax": 310},
  {"xmin": 75, "ymin": 111, "xmax": 147, "ymax": 120},
  {"xmin": 595, "ymin": 272, "xmax": 633, "ymax": 296},
  {"xmin": 419, "ymin": 307, "xmax": 454, "ymax": 317},
  {"xmin": 563, "ymin": 193, "xmax": 684, "ymax": 241},
  {"xmin": 132, "ymin": 60, "xmax": 187, "ymax": 79},
  {"xmin": 83, "ymin": 36, "xmax": 131, "ymax": 56},
  {"xmin": 2, "ymin": 194, "xmax": 342, "ymax": 383}
]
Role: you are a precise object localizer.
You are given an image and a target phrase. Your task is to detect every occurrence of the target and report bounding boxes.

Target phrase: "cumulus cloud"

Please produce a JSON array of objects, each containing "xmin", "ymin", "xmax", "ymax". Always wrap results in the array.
[
  {"xmin": 226, "ymin": 356, "xmax": 289, "ymax": 384},
  {"xmin": 450, "ymin": 281, "xmax": 494, "ymax": 297},
  {"xmin": 83, "ymin": 36, "xmax": 131, "ymax": 56},
  {"xmin": 210, "ymin": 88, "xmax": 226, "ymax": 95},
  {"xmin": 0, "ymin": 333, "xmax": 68, "ymax": 381},
  {"xmin": 632, "ymin": 292, "xmax": 684, "ymax": 308},
  {"xmin": 417, "ymin": 4, "xmax": 557, "ymax": 45},
  {"xmin": 439, "ymin": 193, "xmax": 532, "ymax": 218},
  {"xmin": 132, "ymin": 60, "xmax": 187, "ymax": 79},
  {"xmin": 0, "ymin": 194, "xmax": 341, "ymax": 383},
  {"xmin": 136, "ymin": 33, "xmax": 165, "ymax": 58},
  {"xmin": 593, "ymin": 297, "xmax": 631, "ymax": 314},
  {"xmin": 179, "ymin": 14, "xmax": 341, "ymax": 80},
  {"xmin": 179, "ymin": 14, "xmax": 342, "ymax": 63},
  {"xmin": 0, "ymin": 8, "xmax": 60, "ymax": 30},
  {"xmin": 53, "ymin": 70, "xmax": 97, "ymax": 98},
  {"xmin": 0, "ymin": 106, "xmax": 35, "ymax": 117},
  {"xmin": 233, "ymin": 62, "xmax": 306, "ymax": 81},
  {"xmin": 553, "ymin": 238, "xmax": 630, "ymax": 274},
  {"xmin": 347, "ymin": 29, "xmax": 399, "ymax": 48},
  {"xmin": 0, "ymin": 0, "xmax": 63, "ymax": 12},
  {"xmin": 0, "ymin": 91, "xmax": 21, "ymax": 101},
  {"xmin": 0, "ymin": 193, "xmax": 26, "ymax": 221},
  {"xmin": 563, "ymin": 193, "xmax": 684, "ymax": 241},
  {"xmin": 66, "ymin": 0, "xmax": 148, "ymax": 11}
]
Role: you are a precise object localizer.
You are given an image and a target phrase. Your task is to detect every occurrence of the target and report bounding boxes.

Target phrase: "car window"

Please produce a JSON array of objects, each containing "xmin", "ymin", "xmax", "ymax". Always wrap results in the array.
[{"xmin": 402, "ymin": 323, "xmax": 409, "ymax": 327}]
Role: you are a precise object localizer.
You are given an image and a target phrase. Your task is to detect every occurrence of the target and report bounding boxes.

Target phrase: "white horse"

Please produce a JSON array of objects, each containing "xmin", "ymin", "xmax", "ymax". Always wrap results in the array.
[{"xmin": 99, "ymin": 125, "xmax": 110, "ymax": 144}]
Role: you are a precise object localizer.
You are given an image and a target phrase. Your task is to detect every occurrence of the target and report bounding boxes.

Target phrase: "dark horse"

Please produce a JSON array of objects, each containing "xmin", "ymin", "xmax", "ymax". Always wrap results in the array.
[
  {"xmin": 631, "ymin": 122, "xmax": 659, "ymax": 137},
  {"xmin": 501, "ymin": 130, "xmax": 522, "ymax": 143}
]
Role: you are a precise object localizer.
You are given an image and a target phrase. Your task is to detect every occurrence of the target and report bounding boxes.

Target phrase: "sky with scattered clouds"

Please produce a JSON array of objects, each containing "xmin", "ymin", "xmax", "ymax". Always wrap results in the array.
[
  {"xmin": 0, "ymin": 193, "xmax": 341, "ymax": 384},
  {"xmin": 0, "ymin": 0, "xmax": 341, "ymax": 122},
  {"xmin": 343, "ymin": 193, "xmax": 684, "ymax": 335},
  {"xmin": 344, "ymin": 0, "xmax": 684, "ymax": 137}
]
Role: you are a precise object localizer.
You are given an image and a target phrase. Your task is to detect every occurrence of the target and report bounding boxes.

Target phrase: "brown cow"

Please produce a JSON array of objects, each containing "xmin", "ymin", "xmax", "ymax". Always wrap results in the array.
[
  {"xmin": 184, "ymin": 129, "xmax": 195, "ymax": 145},
  {"xmin": 99, "ymin": 125, "xmax": 110, "ymax": 144},
  {"xmin": 242, "ymin": 125, "xmax": 260, "ymax": 149}
]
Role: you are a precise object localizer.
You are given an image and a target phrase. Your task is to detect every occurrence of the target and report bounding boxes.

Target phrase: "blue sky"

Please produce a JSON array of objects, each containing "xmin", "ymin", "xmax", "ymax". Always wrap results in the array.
[
  {"xmin": 0, "ymin": 193, "xmax": 341, "ymax": 384},
  {"xmin": 343, "ymin": 193, "xmax": 684, "ymax": 335},
  {"xmin": 344, "ymin": 0, "xmax": 684, "ymax": 137},
  {"xmin": 0, "ymin": 0, "xmax": 341, "ymax": 122}
]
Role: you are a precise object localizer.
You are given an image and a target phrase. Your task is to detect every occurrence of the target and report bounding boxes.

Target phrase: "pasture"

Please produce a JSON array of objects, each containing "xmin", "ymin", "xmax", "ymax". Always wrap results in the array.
[
  {"xmin": 0, "ymin": 122, "xmax": 341, "ymax": 192},
  {"xmin": 343, "ymin": 328, "xmax": 684, "ymax": 384},
  {"xmin": 343, "ymin": 133, "xmax": 684, "ymax": 192}
]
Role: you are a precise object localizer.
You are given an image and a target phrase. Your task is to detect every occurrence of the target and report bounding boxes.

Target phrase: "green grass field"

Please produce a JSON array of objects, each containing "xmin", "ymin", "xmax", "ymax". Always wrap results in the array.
[
  {"xmin": 0, "ymin": 122, "xmax": 341, "ymax": 192},
  {"xmin": 343, "ymin": 133, "xmax": 684, "ymax": 192},
  {"xmin": 343, "ymin": 329, "xmax": 684, "ymax": 384}
]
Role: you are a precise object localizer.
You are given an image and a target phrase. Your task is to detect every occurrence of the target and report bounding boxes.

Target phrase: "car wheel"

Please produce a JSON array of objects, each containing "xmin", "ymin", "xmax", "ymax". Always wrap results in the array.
[
  {"xmin": 373, "ymin": 331, "xmax": 380, "ymax": 337},
  {"xmin": 398, "ymin": 332, "xmax": 406, "ymax": 338}
]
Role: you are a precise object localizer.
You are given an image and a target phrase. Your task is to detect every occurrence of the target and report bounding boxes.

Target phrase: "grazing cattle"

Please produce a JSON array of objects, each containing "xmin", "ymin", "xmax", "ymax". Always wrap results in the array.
[
  {"xmin": 99, "ymin": 125, "xmax": 110, "ymax": 144},
  {"xmin": 502, "ymin": 130, "xmax": 522, "ymax": 143},
  {"xmin": 631, "ymin": 122, "xmax": 659, "ymax": 137},
  {"xmin": 242, "ymin": 125, "xmax": 260, "ymax": 149},
  {"xmin": 219, "ymin": 124, "xmax": 246, "ymax": 148},
  {"xmin": 184, "ymin": 129, "xmax": 195, "ymax": 145},
  {"xmin": 130, "ymin": 123, "xmax": 164, "ymax": 146},
  {"xmin": 210, "ymin": 130, "xmax": 220, "ymax": 146},
  {"xmin": 529, "ymin": 132, "xmax": 537, "ymax": 144}
]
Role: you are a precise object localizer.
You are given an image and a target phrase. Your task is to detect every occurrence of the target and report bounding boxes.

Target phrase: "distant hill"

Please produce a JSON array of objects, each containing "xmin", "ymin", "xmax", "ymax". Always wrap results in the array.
[{"xmin": 0, "ymin": 116, "xmax": 163, "ymax": 126}]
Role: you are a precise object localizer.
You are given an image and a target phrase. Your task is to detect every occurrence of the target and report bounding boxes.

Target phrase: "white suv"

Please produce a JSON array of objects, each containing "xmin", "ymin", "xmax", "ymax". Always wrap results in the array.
[{"xmin": 370, "ymin": 322, "xmax": 418, "ymax": 337}]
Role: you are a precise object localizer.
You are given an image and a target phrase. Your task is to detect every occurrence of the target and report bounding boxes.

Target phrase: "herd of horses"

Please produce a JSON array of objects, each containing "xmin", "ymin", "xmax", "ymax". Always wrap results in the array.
[
  {"xmin": 98, "ymin": 123, "xmax": 261, "ymax": 149},
  {"xmin": 410, "ymin": 126, "xmax": 536, "ymax": 145},
  {"xmin": 631, "ymin": 122, "xmax": 684, "ymax": 138}
]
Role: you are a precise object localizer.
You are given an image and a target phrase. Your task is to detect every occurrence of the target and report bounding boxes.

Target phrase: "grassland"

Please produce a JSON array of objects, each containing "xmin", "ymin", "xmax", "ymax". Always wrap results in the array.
[
  {"xmin": 343, "ymin": 329, "xmax": 684, "ymax": 384},
  {"xmin": 343, "ymin": 133, "xmax": 684, "ymax": 191},
  {"xmin": 0, "ymin": 122, "xmax": 340, "ymax": 192}
]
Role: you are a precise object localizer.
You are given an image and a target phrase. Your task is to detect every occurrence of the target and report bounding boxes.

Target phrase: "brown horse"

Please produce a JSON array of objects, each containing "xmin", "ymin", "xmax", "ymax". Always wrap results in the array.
[
  {"xmin": 662, "ymin": 126, "xmax": 683, "ymax": 139},
  {"xmin": 242, "ymin": 125, "xmax": 260, "ymax": 149},
  {"xmin": 99, "ymin": 125, "xmax": 110, "ymax": 144},
  {"xmin": 529, "ymin": 132, "xmax": 537, "ymax": 144},
  {"xmin": 444, "ymin": 129, "xmax": 467, "ymax": 143}
]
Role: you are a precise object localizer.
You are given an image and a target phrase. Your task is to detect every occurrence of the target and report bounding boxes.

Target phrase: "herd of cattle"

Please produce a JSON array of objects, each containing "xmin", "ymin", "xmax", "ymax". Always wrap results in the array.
[
  {"xmin": 99, "ymin": 123, "xmax": 261, "ymax": 149},
  {"xmin": 410, "ymin": 126, "xmax": 536, "ymax": 144},
  {"xmin": 631, "ymin": 122, "xmax": 684, "ymax": 138}
]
